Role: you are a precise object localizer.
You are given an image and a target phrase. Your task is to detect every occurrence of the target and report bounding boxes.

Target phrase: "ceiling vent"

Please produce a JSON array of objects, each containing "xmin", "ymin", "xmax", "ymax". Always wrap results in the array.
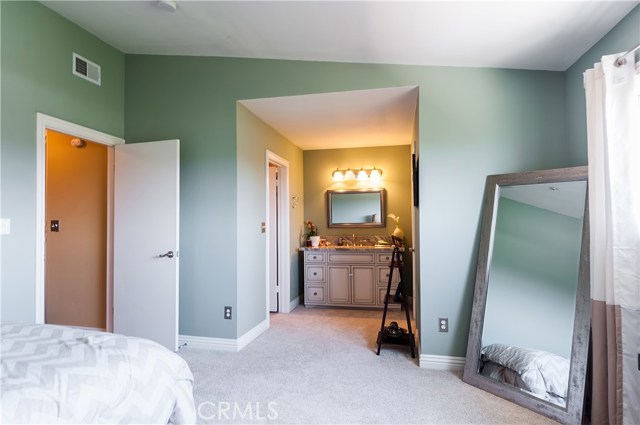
[{"xmin": 72, "ymin": 53, "xmax": 101, "ymax": 86}]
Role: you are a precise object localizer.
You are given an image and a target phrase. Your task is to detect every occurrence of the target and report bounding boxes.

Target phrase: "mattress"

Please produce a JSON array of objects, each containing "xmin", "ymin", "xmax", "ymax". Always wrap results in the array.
[
  {"xmin": 480, "ymin": 343, "xmax": 569, "ymax": 405},
  {"xmin": 1, "ymin": 323, "xmax": 196, "ymax": 424}
]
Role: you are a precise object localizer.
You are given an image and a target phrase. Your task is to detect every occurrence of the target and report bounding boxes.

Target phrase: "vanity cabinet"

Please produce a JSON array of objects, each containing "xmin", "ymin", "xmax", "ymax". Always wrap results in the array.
[{"xmin": 304, "ymin": 248, "xmax": 399, "ymax": 309}]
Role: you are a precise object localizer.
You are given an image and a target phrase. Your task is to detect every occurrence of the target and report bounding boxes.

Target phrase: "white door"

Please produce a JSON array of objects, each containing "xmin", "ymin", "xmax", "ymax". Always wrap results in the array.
[
  {"xmin": 113, "ymin": 140, "xmax": 180, "ymax": 351},
  {"xmin": 268, "ymin": 165, "xmax": 279, "ymax": 312}
]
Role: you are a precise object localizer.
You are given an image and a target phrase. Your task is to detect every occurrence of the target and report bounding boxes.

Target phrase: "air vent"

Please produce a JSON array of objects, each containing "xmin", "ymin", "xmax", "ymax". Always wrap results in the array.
[{"xmin": 72, "ymin": 53, "xmax": 101, "ymax": 86}]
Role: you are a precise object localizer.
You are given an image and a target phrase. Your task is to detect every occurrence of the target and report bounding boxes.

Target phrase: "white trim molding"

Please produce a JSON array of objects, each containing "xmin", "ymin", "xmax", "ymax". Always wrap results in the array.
[
  {"xmin": 237, "ymin": 318, "xmax": 269, "ymax": 350},
  {"xmin": 265, "ymin": 151, "xmax": 291, "ymax": 314},
  {"xmin": 288, "ymin": 295, "xmax": 302, "ymax": 312},
  {"xmin": 178, "ymin": 334, "xmax": 237, "ymax": 352},
  {"xmin": 35, "ymin": 113, "xmax": 124, "ymax": 325},
  {"xmin": 179, "ymin": 318, "xmax": 269, "ymax": 352},
  {"xmin": 419, "ymin": 354, "xmax": 466, "ymax": 371}
]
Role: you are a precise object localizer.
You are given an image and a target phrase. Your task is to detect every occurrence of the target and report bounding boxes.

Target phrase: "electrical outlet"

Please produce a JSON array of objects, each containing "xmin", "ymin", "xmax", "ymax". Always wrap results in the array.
[
  {"xmin": 438, "ymin": 317, "xmax": 448, "ymax": 332},
  {"xmin": 224, "ymin": 306, "xmax": 232, "ymax": 320}
]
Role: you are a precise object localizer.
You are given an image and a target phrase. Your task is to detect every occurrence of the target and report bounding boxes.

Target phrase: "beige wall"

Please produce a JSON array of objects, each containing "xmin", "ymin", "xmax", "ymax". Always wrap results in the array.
[
  {"xmin": 303, "ymin": 145, "xmax": 413, "ymax": 245},
  {"xmin": 236, "ymin": 104, "xmax": 305, "ymax": 331},
  {"xmin": 45, "ymin": 130, "xmax": 107, "ymax": 329}
]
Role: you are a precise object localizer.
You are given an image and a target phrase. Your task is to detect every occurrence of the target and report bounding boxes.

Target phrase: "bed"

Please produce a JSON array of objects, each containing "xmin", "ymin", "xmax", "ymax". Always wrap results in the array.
[
  {"xmin": 1, "ymin": 323, "xmax": 196, "ymax": 424},
  {"xmin": 479, "ymin": 343, "xmax": 570, "ymax": 406}
]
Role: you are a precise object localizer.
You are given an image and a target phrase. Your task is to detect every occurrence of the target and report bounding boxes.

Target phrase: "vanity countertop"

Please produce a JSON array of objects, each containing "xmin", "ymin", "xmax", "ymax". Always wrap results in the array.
[{"xmin": 300, "ymin": 245, "xmax": 399, "ymax": 251}]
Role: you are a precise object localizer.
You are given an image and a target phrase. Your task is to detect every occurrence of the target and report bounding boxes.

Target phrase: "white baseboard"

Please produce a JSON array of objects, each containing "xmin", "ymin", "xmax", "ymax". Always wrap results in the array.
[
  {"xmin": 178, "ymin": 334, "xmax": 237, "ymax": 352},
  {"xmin": 237, "ymin": 318, "xmax": 268, "ymax": 350},
  {"xmin": 419, "ymin": 354, "xmax": 465, "ymax": 371},
  {"xmin": 179, "ymin": 318, "xmax": 269, "ymax": 352},
  {"xmin": 288, "ymin": 295, "xmax": 301, "ymax": 312}
]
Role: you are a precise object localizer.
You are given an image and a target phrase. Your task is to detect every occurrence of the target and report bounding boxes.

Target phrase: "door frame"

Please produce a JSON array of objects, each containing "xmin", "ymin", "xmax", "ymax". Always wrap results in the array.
[
  {"xmin": 265, "ymin": 150, "xmax": 291, "ymax": 315},
  {"xmin": 35, "ymin": 113, "xmax": 124, "ymax": 329}
]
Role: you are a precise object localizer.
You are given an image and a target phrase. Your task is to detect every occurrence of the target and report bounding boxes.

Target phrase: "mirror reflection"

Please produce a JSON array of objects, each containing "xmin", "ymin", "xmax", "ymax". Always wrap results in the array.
[
  {"xmin": 478, "ymin": 180, "xmax": 587, "ymax": 407},
  {"xmin": 327, "ymin": 189, "xmax": 386, "ymax": 228}
]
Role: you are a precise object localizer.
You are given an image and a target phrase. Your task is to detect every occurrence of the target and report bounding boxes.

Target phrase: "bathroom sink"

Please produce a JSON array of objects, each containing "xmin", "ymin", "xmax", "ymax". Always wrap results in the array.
[{"xmin": 332, "ymin": 245, "xmax": 389, "ymax": 250}]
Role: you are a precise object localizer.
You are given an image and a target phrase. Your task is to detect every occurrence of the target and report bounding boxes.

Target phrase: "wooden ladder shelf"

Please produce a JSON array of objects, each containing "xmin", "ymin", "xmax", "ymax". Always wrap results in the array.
[{"xmin": 376, "ymin": 237, "xmax": 416, "ymax": 358}]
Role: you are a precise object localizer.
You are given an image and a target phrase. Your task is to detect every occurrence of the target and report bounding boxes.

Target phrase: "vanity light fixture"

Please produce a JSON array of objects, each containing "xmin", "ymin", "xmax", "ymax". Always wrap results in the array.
[
  {"xmin": 331, "ymin": 167, "xmax": 383, "ymax": 182},
  {"xmin": 344, "ymin": 169, "xmax": 356, "ymax": 180},
  {"xmin": 332, "ymin": 169, "xmax": 345, "ymax": 181},
  {"xmin": 369, "ymin": 167, "xmax": 382, "ymax": 181}
]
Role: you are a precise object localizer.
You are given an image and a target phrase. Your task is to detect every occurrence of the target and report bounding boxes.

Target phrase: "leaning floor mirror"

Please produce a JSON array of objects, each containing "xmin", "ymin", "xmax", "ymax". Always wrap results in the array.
[{"xmin": 463, "ymin": 166, "xmax": 590, "ymax": 425}]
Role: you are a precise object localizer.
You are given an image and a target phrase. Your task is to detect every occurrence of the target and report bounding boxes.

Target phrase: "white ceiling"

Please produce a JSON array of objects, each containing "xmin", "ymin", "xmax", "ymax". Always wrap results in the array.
[
  {"xmin": 239, "ymin": 86, "xmax": 419, "ymax": 150},
  {"xmin": 43, "ymin": 1, "xmax": 638, "ymax": 71},
  {"xmin": 500, "ymin": 181, "xmax": 587, "ymax": 219},
  {"xmin": 41, "ymin": 1, "xmax": 638, "ymax": 151}
]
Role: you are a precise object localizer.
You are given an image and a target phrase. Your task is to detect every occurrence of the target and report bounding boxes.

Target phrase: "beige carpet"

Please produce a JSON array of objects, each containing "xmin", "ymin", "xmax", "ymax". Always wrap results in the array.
[{"xmin": 179, "ymin": 307, "xmax": 557, "ymax": 424}]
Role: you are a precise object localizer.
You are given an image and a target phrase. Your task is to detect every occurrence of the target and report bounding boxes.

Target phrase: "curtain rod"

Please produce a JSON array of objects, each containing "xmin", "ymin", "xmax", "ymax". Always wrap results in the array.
[{"xmin": 615, "ymin": 43, "xmax": 640, "ymax": 67}]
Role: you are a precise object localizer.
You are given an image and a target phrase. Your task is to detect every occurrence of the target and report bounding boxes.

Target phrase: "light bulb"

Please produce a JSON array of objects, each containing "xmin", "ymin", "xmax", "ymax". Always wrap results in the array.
[
  {"xmin": 332, "ymin": 169, "xmax": 344, "ymax": 181},
  {"xmin": 344, "ymin": 169, "xmax": 356, "ymax": 180},
  {"xmin": 370, "ymin": 168, "xmax": 382, "ymax": 180},
  {"xmin": 357, "ymin": 168, "xmax": 368, "ymax": 180}
]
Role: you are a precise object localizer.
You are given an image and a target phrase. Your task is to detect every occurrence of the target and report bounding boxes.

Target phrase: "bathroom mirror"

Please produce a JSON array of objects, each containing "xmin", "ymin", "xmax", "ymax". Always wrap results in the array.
[
  {"xmin": 463, "ymin": 166, "xmax": 590, "ymax": 425},
  {"xmin": 327, "ymin": 189, "xmax": 386, "ymax": 228}
]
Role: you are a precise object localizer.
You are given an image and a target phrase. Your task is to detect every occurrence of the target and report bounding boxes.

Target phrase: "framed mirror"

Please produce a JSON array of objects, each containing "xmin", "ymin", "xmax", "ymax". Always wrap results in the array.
[
  {"xmin": 327, "ymin": 189, "xmax": 386, "ymax": 228},
  {"xmin": 463, "ymin": 166, "xmax": 590, "ymax": 425}
]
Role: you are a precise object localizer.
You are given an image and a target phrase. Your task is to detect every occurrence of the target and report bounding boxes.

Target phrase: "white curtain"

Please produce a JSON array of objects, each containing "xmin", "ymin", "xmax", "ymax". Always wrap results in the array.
[{"xmin": 584, "ymin": 53, "xmax": 640, "ymax": 424}]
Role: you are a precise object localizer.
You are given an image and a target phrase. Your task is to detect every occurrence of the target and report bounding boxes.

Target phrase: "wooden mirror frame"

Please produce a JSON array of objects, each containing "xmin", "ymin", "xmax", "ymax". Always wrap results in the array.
[
  {"xmin": 326, "ymin": 189, "xmax": 386, "ymax": 228},
  {"xmin": 463, "ymin": 166, "xmax": 590, "ymax": 425}
]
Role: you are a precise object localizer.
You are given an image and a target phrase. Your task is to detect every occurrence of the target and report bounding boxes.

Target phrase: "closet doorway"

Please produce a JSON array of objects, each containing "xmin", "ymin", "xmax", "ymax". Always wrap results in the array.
[
  {"xmin": 45, "ymin": 130, "xmax": 108, "ymax": 330},
  {"xmin": 266, "ymin": 151, "xmax": 291, "ymax": 315},
  {"xmin": 268, "ymin": 163, "xmax": 280, "ymax": 312},
  {"xmin": 36, "ymin": 114, "xmax": 181, "ymax": 350}
]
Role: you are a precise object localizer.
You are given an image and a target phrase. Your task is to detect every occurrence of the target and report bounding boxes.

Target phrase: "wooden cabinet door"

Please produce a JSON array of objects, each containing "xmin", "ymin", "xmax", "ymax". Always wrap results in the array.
[
  {"xmin": 352, "ymin": 266, "xmax": 375, "ymax": 305},
  {"xmin": 328, "ymin": 266, "xmax": 350, "ymax": 304}
]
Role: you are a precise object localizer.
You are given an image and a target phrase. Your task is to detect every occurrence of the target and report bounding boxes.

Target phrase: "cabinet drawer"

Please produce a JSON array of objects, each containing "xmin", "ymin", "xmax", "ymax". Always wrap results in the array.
[
  {"xmin": 305, "ymin": 252, "xmax": 326, "ymax": 263},
  {"xmin": 327, "ymin": 253, "xmax": 375, "ymax": 263},
  {"xmin": 305, "ymin": 265, "xmax": 325, "ymax": 282},
  {"xmin": 305, "ymin": 286, "xmax": 325, "ymax": 304},
  {"xmin": 376, "ymin": 252, "xmax": 394, "ymax": 264},
  {"xmin": 377, "ymin": 266, "xmax": 399, "ymax": 285}
]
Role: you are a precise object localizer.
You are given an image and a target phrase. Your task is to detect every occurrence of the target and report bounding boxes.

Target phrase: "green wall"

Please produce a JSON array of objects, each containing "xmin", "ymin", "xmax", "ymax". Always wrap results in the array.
[
  {"xmin": 565, "ymin": 5, "xmax": 639, "ymax": 166},
  {"xmin": 0, "ymin": 1, "xmax": 124, "ymax": 322},
  {"xmin": 5, "ymin": 1, "xmax": 634, "ymax": 357},
  {"xmin": 125, "ymin": 54, "xmax": 567, "ymax": 355},
  {"xmin": 483, "ymin": 198, "xmax": 582, "ymax": 358}
]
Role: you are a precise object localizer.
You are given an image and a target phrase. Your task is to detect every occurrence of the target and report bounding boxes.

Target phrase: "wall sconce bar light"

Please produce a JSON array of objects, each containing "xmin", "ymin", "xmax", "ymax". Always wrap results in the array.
[{"xmin": 332, "ymin": 167, "xmax": 383, "ymax": 182}]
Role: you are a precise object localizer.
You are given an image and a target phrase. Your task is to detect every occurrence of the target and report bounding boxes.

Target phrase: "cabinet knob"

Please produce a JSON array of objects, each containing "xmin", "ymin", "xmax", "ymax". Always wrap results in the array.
[
  {"xmin": 386, "ymin": 273, "xmax": 390, "ymax": 278},
  {"xmin": 313, "ymin": 272, "xmax": 317, "ymax": 276},
  {"xmin": 313, "ymin": 256, "xmax": 317, "ymax": 259},
  {"xmin": 314, "ymin": 292, "xmax": 318, "ymax": 296}
]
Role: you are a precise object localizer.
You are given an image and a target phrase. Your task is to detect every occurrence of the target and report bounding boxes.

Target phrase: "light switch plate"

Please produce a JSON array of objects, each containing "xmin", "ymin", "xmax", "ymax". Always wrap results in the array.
[{"xmin": 0, "ymin": 219, "xmax": 10, "ymax": 235}]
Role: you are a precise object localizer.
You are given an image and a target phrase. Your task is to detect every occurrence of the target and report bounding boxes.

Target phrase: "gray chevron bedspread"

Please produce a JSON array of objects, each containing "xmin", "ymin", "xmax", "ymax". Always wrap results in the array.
[{"xmin": 1, "ymin": 323, "xmax": 196, "ymax": 424}]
